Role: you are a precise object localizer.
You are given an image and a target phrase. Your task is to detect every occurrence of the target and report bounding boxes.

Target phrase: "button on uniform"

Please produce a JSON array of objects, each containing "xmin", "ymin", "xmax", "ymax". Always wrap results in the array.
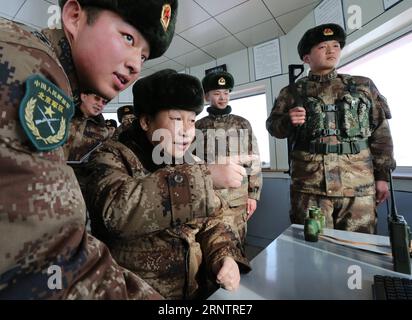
[{"xmin": 174, "ymin": 174, "xmax": 184, "ymax": 184}]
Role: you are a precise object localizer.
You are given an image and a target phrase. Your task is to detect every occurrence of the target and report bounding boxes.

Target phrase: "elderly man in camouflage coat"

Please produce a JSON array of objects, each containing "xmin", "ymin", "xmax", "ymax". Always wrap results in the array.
[
  {"xmin": 85, "ymin": 69, "xmax": 251, "ymax": 300},
  {"xmin": 195, "ymin": 71, "xmax": 262, "ymax": 244},
  {"xmin": 266, "ymin": 23, "xmax": 396, "ymax": 234},
  {"xmin": 0, "ymin": 0, "xmax": 178, "ymax": 299}
]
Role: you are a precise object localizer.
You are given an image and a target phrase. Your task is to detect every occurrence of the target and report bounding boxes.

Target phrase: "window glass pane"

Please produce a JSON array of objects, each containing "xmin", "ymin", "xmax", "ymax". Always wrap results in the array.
[
  {"xmin": 197, "ymin": 94, "xmax": 270, "ymax": 167},
  {"xmin": 338, "ymin": 32, "xmax": 412, "ymax": 166}
]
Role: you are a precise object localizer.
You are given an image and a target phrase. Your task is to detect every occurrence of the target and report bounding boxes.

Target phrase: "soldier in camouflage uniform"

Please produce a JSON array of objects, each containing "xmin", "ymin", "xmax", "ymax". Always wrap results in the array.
[
  {"xmin": 85, "ymin": 69, "xmax": 251, "ymax": 299},
  {"xmin": 266, "ymin": 23, "xmax": 396, "ymax": 234},
  {"xmin": 195, "ymin": 71, "xmax": 262, "ymax": 243},
  {"xmin": 64, "ymin": 92, "xmax": 112, "ymax": 194},
  {"xmin": 64, "ymin": 92, "xmax": 111, "ymax": 162},
  {"xmin": 106, "ymin": 119, "xmax": 118, "ymax": 129},
  {"xmin": 112, "ymin": 105, "xmax": 136, "ymax": 140},
  {"xmin": 0, "ymin": 0, "xmax": 178, "ymax": 299}
]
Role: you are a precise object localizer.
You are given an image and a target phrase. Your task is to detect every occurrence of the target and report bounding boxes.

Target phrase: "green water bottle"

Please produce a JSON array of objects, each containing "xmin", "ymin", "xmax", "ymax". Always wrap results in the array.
[{"xmin": 304, "ymin": 218, "xmax": 319, "ymax": 242}]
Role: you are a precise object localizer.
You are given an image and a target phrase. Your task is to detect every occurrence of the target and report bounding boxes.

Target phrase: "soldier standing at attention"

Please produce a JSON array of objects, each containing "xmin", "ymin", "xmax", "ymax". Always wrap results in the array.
[
  {"xmin": 0, "ymin": 0, "xmax": 178, "ymax": 299},
  {"xmin": 113, "ymin": 105, "xmax": 136, "ymax": 139},
  {"xmin": 266, "ymin": 23, "xmax": 396, "ymax": 234},
  {"xmin": 195, "ymin": 71, "xmax": 262, "ymax": 244},
  {"xmin": 85, "ymin": 69, "xmax": 251, "ymax": 299}
]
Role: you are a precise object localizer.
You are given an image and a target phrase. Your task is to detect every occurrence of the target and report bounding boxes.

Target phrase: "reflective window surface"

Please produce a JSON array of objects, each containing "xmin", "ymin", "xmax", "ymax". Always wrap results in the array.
[{"xmin": 339, "ymin": 32, "xmax": 412, "ymax": 167}]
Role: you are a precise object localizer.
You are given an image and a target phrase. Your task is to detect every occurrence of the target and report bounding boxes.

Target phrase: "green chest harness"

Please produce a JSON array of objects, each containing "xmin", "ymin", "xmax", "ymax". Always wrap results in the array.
[{"xmin": 295, "ymin": 77, "xmax": 372, "ymax": 154}]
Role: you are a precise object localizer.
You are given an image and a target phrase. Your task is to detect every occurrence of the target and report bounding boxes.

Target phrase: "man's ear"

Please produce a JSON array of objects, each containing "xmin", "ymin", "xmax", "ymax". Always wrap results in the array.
[
  {"xmin": 61, "ymin": 0, "xmax": 84, "ymax": 42},
  {"xmin": 204, "ymin": 93, "xmax": 210, "ymax": 103},
  {"xmin": 139, "ymin": 115, "xmax": 150, "ymax": 131},
  {"xmin": 80, "ymin": 93, "xmax": 87, "ymax": 102},
  {"xmin": 303, "ymin": 54, "xmax": 311, "ymax": 65}
]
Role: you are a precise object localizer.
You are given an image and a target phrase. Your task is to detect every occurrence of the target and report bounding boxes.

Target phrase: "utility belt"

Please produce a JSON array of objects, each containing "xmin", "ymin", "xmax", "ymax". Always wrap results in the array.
[{"xmin": 295, "ymin": 139, "xmax": 369, "ymax": 155}]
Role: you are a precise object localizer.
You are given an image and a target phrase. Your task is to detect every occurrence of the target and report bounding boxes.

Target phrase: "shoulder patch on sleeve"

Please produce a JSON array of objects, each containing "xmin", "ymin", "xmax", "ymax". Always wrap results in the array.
[{"xmin": 19, "ymin": 74, "xmax": 74, "ymax": 151}]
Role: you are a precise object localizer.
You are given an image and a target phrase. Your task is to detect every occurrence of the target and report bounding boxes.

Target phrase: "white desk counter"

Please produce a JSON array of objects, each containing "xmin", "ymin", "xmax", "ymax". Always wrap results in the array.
[{"xmin": 209, "ymin": 224, "xmax": 412, "ymax": 300}]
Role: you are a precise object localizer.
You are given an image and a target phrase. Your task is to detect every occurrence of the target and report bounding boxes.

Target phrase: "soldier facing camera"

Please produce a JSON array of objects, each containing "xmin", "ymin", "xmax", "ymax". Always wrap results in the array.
[
  {"xmin": 266, "ymin": 23, "xmax": 396, "ymax": 234},
  {"xmin": 196, "ymin": 70, "xmax": 262, "ymax": 244}
]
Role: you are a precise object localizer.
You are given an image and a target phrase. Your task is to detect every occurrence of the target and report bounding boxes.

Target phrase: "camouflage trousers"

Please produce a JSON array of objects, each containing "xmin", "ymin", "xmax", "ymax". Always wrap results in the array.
[
  {"xmin": 230, "ymin": 204, "xmax": 248, "ymax": 244},
  {"xmin": 290, "ymin": 191, "xmax": 377, "ymax": 234}
]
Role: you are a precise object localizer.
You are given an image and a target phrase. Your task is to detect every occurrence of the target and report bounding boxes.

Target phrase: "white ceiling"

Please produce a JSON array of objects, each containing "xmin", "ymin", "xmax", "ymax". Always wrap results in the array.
[{"xmin": 0, "ymin": 0, "xmax": 321, "ymax": 76}]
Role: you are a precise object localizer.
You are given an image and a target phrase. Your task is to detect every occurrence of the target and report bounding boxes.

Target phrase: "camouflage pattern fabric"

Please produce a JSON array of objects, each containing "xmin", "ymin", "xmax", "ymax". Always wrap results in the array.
[
  {"xmin": 228, "ymin": 204, "xmax": 247, "ymax": 243},
  {"xmin": 195, "ymin": 109, "xmax": 262, "ymax": 242},
  {"xmin": 290, "ymin": 191, "xmax": 377, "ymax": 234},
  {"xmin": 266, "ymin": 70, "xmax": 396, "ymax": 196},
  {"xmin": 266, "ymin": 70, "xmax": 395, "ymax": 234},
  {"xmin": 64, "ymin": 111, "xmax": 112, "ymax": 194},
  {"xmin": 0, "ymin": 18, "xmax": 161, "ymax": 299},
  {"xmin": 64, "ymin": 111, "xmax": 111, "ymax": 162},
  {"xmin": 84, "ymin": 124, "xmax": 250, "ymax": 299},
  {"xmin": 112, "ymin": 121, "xmax": 133, "ymax": 141}
]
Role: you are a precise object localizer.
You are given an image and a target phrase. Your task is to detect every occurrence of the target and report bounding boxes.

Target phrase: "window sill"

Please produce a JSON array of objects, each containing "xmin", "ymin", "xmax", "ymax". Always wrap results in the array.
[{"xmin": 261, "ymin": 168, "xmax": 412, "ymax": 192}]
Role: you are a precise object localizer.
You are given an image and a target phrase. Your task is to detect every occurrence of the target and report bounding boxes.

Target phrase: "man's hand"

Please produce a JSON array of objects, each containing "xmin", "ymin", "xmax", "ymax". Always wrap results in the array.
[
  {"xmin": 289, "ymin": 106, "xmax": 306, "ymax": 126},
  {"xmin": 214, "ymin": 257, "xmax": 240, "ymax": 292},
  {"xmin": 376, "ymin": 180, "xmax": 390, "ymax": 205},
  {"xmin": 246, "ymin": 198, "xmax": 257, "ymax": 220},
  {"xmin": 208, "ymin": 164, "xmax": 246, "ymax": 189},
  {"xmin": 207, "ymin": 155, "xmax": 255, "ymax": 189},
  {"xmin": 215, "ymin": 154, "xmax": 259, "ymax": 166}
]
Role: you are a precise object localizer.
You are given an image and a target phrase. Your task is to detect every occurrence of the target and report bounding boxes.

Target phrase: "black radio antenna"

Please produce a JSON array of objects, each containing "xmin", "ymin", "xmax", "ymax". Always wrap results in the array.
[{"xmin": 388, "ymin": 169, "xmax": 399, "ymax": 222}]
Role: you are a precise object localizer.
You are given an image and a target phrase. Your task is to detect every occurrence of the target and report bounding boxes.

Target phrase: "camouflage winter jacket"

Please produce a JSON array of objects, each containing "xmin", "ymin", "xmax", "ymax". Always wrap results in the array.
[
  {"xmin": 266, "ymin": 70, "xmax": 396, "ymax": 197},
  {"xmin": 195, "ymin": 106, "xmax": 262, "ymax": 207},
  {"xmin": 85, "ymin": 123, "xmax": 251, "ymax": 299},
  {"xmin": 112, "ymin": 122, "xmax": 131, "ymax": 141},
  {"xmin": 64, "ymin": 109, "xmax": 112, "ymax": 162},
  {"xmin": 0, "ymin": 18, "xmax": 160, "ymax": 299},
  {"xmin": 64, "ymin": 109, "xmax": 112, "ymax": 193}
]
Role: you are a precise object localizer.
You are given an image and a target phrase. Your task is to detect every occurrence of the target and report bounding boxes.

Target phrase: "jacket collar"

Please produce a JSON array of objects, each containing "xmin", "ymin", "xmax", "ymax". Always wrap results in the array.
[
  {"xmin": 119, "ymin": 122, "xmax": 197, "ymax": 172},
  {"xmin": 308, "ymin": 69, "xmax": 338, "ymax": 83},
  {"xmin": 41, "ymin": 28, "xmax": 81, "ymax": 107},
  {"xmin": 119, "ymin": 121, "xmax": 166, "ymax": 172},
  {"xmin": 207, "ymin": 105, "xmax": 232, "ymax": 116}
]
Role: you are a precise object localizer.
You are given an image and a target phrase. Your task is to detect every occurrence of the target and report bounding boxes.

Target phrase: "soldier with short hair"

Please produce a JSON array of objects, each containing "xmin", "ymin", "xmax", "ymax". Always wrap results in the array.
[
  {"xmin": 85, "ymin": 69, "xmax": 251, "ymax": 299},
  {"xmin": 266, "ymin": 23, "xmax": 396, "ymax": 234},
  {"xmin": 0, "ymin": 0, "xmax": 178, "ymax": 299},
  {"xmin": 195, "ymin": 71, "xmax": 262, "ymax": 244}
]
